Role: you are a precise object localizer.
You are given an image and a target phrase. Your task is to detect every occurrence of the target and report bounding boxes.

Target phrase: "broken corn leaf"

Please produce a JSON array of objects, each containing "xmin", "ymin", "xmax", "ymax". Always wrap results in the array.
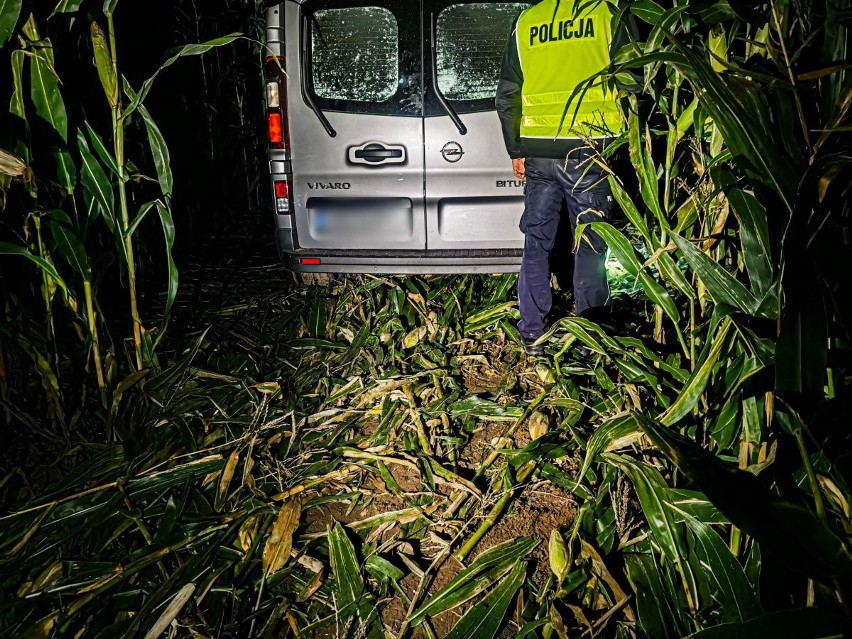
[
  {"xmin": 263, "ymin": 497, "xmax": 302, "ymax": 576},
  {"xmin": 528, "ymin": 411, "xmax": 549, "ymax": 440},
  {"xmin": 239, "ymin": 513, "xmax": 261, "ymax": 552},
  {"xmin": 535, "ymin": 364, "xmax": 555, "ymax": 385},
  {"xmin": 215, "ymin": 449, "xmax": 240, "ymax": 511},
  {"xmin": 402, "ymin": 325, "xmax": 426, "ymax": 349}
]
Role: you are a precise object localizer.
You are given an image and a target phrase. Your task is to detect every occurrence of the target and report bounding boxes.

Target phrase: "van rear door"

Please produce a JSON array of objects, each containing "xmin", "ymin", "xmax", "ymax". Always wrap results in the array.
[
  {"xmin": 286, "ymin": 0, "xmax": 425, "ymax": 250},
  {"xmin": 423, "ymin": 1, "xmax": 529, "ymax": 250}
]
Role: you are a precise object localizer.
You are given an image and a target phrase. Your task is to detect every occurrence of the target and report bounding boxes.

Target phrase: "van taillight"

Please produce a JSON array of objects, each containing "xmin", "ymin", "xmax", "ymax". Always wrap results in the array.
[
  {"xmin": 268, "ymin": 113, "xmax": 284, "ymax": 145},
  {"xmin": 274, "ymin": 180, "xmax": 291, "ymax": 213},
  {"xmin": 265, "ymin": 56, "xmax": 288, "ymax": 149}
]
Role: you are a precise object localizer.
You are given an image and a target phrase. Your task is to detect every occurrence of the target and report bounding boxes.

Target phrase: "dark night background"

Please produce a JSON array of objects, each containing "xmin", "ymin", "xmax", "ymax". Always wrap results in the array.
[{"xmin": 1, "ymin": 0, "xmax": 273, "ymax": 311}]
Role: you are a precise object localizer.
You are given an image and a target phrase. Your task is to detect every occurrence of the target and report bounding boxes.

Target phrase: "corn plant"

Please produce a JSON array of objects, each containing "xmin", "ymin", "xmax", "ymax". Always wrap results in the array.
[
  {"xmin": 0, "ymin": 2, "xmax": 237, "ymax": 421},
  {"xmin": 0, "ymin": 265, "xmax": 847, "ymax": 639},
  {"xmin": 558, "ymin": 0, "xmax": 852, "ymax": 634}
]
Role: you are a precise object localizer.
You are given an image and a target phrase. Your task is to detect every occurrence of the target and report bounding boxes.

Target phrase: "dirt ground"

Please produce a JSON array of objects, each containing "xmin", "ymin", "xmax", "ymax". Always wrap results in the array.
[
  {"xmin": 169, "ymin": 215, "xmax": 579, "ymax": 638},
  {"xmin": 301, "ymin": 416, "xmax": 577, "ymax": 638}
]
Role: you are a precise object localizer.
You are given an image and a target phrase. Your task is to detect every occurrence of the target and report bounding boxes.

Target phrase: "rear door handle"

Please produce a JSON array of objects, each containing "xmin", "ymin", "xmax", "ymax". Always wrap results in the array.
[{"xmin": 348, "ymin": 142, "xmax": 406, "ymax": 165}]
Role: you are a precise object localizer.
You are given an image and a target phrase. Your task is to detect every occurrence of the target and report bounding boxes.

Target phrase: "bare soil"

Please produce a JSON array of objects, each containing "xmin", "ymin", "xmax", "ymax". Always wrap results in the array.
[{"xmin": 304, "ymin": 411, "xmax": 577, "ymax": 638}]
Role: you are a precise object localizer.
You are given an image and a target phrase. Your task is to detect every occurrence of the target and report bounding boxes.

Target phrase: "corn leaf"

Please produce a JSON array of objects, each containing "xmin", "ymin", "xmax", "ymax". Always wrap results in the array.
[
  {"xmin": 155, "ymin": 201, "xmax": 178, "ymax": 344},
  {"xmin": 47, "ymin": 211, "xmax": 91, "ymax": 280},
  {"xmin": 680, "ymin": 515, "xmax": 761, "ymax": 623},
  {"xmin": 10, "ymin": 49, "xmax": 26, "ymax": 120},
  {"xmin": 625, "ymin": 552, "xmax": 686, "ymax": 639},
  {"xmin": 659, "ymin": 316, "xmax": 732, "ymax": 426},
  {"xmin": 670, "ymin": 233, "xmax": 758, "ymax": 315},
  {"xmin": 306, "ymin": 297, "xmax": 327, "ymax": 338},
  {"xmin": 584, "ymin": 222, "xmax": 680, "ymax": 322},
  {"xmin": 666, "ymin": 489, "xmax": 727, "ymax": 524},
  {"xmin": 30, "ymin": 43, "xmax": 75, "ymax": 190},
  {"xmin": 263, "ymin": 497, "xmax": 301, "ymax": 576},
  {"xmin": 656, "ymin": 250, "xmax": 695, "ymax": 299},
  {"xmin": 636, "ymin": 416, "xmax": 852, "ymax": 593},
  {"xmin": 727, "ymin": 188, "xmax": 773, "ymax": 295},
  {"xmin": 465, "ymin": 301, "xmax": 518, "ymax": 333},
  {"xmin": 123, "ymin": 80, "xmax": 173, "ymax": 198},
  {"xmin": 328, "ymin": 522, "xmax": 365, "ymax": 620},
  {"xmin": 50, "ymin": 0, "xmax": 84, "ymax": 15},
  {"xmin": 76, "ymin": 129, "xmax": 116, "ymax": 231},
  {"xmin": 289, "ymin": 337, "xmax": 345, "ymax": 350},
  {"xmin": 708, "ymin": 27, "xmax": 727, "ymax": 72},
  {"xmin": 608, "ymin": 175, "xmax": 653, "ymax": 246},
  {"xmin": 629, "ymin": 0, "xmax": 665, "ymax": 25},
  {"xmin": 29, "ymin": 43, "xmax": 66, "ymax": 140},
  {"xmin": 215, "ymin": 450, "xmax": 239, "ymax": 512},
  {"xmin": 448, "ymin": 396, "xmax": 523, "ymax": 419},
  {"xmin": 83, "ymin": 121, "xmax": 120, "ymax": 177},
  {"xmin": 408, "ymin": 537, "xmax": 537, "ymax": 626},
  {"xmin": 608, "ymin": 452, "xmax": 696, "ymax": 607},
  {"xmin": 0, "ymin": 0, "xmax": 22, "ymax": 47},
  {"xmin": 445, "ymin": 561, "xmax": 526, "ymax": 639},
  {"xmin": 687, "ymin": 608, "xmax": 847, "ymax": 638},
  {"xmin": 140, "ymin": 104, "xmax": 173, "ymax": 198},
  {"xmin": 125, "ymin": 201, "xmax": 157, "ymax": 239},
  {"xmin": 142, "ymin": 582, "xmax": 195, "ymax": 639},
  {"xmin": 628, "ymin": 110, "xmax": 667, "ymax": 229},
  {"xmin": 126, "ymin": 458, "xmax": 225, "ymax": 500},
  {"xmin": 145, "ymin": 328, "xmax": 208, "ymax": 394},
  {"xmin": 576, "ymin": 413, "xmax": 639, "ymax": 487},
  {"xmin": 0, "ymin": 241, "xmax": 69, "ymax": 297},
  {"xmin": 122, "ymin": 33, "xmax": 242, "ymax": 120},
  {"xmin": 365, "ymin": 555, "xmax": 404, "ymax": 582},
  {"xmin": 675, "ymin": 98, "xmax": 698, "ymax": 142}
]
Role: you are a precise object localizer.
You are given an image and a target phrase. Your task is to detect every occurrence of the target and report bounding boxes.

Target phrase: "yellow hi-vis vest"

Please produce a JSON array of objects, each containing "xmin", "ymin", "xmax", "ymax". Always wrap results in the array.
[{"xmin": 516, "ymin": 0, "xmax": 622, "ymax": 140}]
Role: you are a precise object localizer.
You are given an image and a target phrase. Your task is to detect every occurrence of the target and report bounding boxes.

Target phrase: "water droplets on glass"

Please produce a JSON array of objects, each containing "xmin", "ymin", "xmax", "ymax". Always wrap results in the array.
[
  {"xmin": 437, "ymin": 3, "xmax": 529, "ymax": 102},
  {"xmin": 311, "ymin": 7, "xmax": 398, "ymax": 102}
]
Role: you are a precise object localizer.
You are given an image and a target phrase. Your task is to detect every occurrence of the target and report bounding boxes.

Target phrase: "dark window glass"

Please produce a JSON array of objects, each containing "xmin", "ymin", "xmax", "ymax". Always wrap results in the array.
[
  {"xmin": 311, "ymin": 7, "xmax": 398, "ymax": 102},
  {"xmin": 436, "ymin": 3, "xmax": 529, "ymax": 101}
]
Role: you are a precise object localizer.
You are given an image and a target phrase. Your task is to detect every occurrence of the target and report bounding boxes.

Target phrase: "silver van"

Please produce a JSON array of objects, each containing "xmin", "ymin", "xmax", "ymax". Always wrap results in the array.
[{"xmin": 264, "ymin": 0, "xmax": 531, "ymax": 274}]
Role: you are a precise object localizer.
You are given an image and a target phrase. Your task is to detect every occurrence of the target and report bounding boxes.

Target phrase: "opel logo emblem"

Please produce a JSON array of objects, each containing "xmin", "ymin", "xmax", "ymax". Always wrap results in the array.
[{"xmin": 441, "ymin": 141, "xmax": 464, "ymax": 163}]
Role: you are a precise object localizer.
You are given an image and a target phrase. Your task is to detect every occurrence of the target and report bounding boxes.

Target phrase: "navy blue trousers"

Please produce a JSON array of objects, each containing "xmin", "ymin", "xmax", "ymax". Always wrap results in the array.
[{"xmin": 517, "ymin": 156, "xmax": 612, "ymax": 340}]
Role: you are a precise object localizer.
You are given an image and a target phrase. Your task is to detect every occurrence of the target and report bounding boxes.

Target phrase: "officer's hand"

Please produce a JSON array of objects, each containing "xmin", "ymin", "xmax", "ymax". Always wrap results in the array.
[{"xmin": 512, "ymin": 158, "xmax": 525, "ymax": 180}]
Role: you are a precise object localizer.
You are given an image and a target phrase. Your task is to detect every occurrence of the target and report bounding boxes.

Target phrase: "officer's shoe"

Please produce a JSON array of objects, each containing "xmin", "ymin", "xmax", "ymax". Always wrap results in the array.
[{"xmin": 522, "ymin": 334, "xmax": 545, "ymax": 356}]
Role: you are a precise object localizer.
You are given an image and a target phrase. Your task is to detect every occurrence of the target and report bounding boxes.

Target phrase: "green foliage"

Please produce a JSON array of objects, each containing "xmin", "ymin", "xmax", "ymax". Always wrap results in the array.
[
  {"xmin": 0, "ymin": 0, "xmax": 850, "ymax": 637},
  {"xmin": 0, "ymin": 2, "xmax": 238, "ymax": 418}
]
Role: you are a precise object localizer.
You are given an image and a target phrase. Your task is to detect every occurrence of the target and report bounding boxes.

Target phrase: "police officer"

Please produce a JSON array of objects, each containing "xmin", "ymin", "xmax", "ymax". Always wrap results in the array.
[{"xmin": 496, "ymin": 0, "xmax": 635, "ymax": 355}]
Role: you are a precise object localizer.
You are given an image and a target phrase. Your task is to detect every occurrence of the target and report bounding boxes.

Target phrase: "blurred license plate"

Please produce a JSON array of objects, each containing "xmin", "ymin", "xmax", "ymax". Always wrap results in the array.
[{"xmin": 310, "ymin": 207, "xmax": 411, "ymax": 239}]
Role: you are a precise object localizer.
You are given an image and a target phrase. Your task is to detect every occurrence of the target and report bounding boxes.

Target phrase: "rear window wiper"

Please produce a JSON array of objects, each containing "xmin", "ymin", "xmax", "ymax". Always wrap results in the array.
[
  {"xmin": 430, "ymin": 12, "xmax": 466, "ymax": 136},
  {"xmin": 301, "ymin": 14, "xmax": 337, "ymax": 138}
]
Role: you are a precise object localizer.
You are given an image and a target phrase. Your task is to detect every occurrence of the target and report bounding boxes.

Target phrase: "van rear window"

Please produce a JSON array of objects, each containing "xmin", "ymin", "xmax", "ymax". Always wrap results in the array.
[
  {"xmin": 311, "ymin": 7, "xmax": 398, "ymax": 102},
  {"xmin": 437, "ymin": 3, "xmax": 529, "ymax": 104}
]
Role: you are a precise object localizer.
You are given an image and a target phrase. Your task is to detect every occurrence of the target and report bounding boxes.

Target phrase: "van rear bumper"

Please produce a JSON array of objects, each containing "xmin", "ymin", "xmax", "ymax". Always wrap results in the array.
[{"xmin": 278, "ymin": 234, "xmax": 522, "ymax": 274}]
